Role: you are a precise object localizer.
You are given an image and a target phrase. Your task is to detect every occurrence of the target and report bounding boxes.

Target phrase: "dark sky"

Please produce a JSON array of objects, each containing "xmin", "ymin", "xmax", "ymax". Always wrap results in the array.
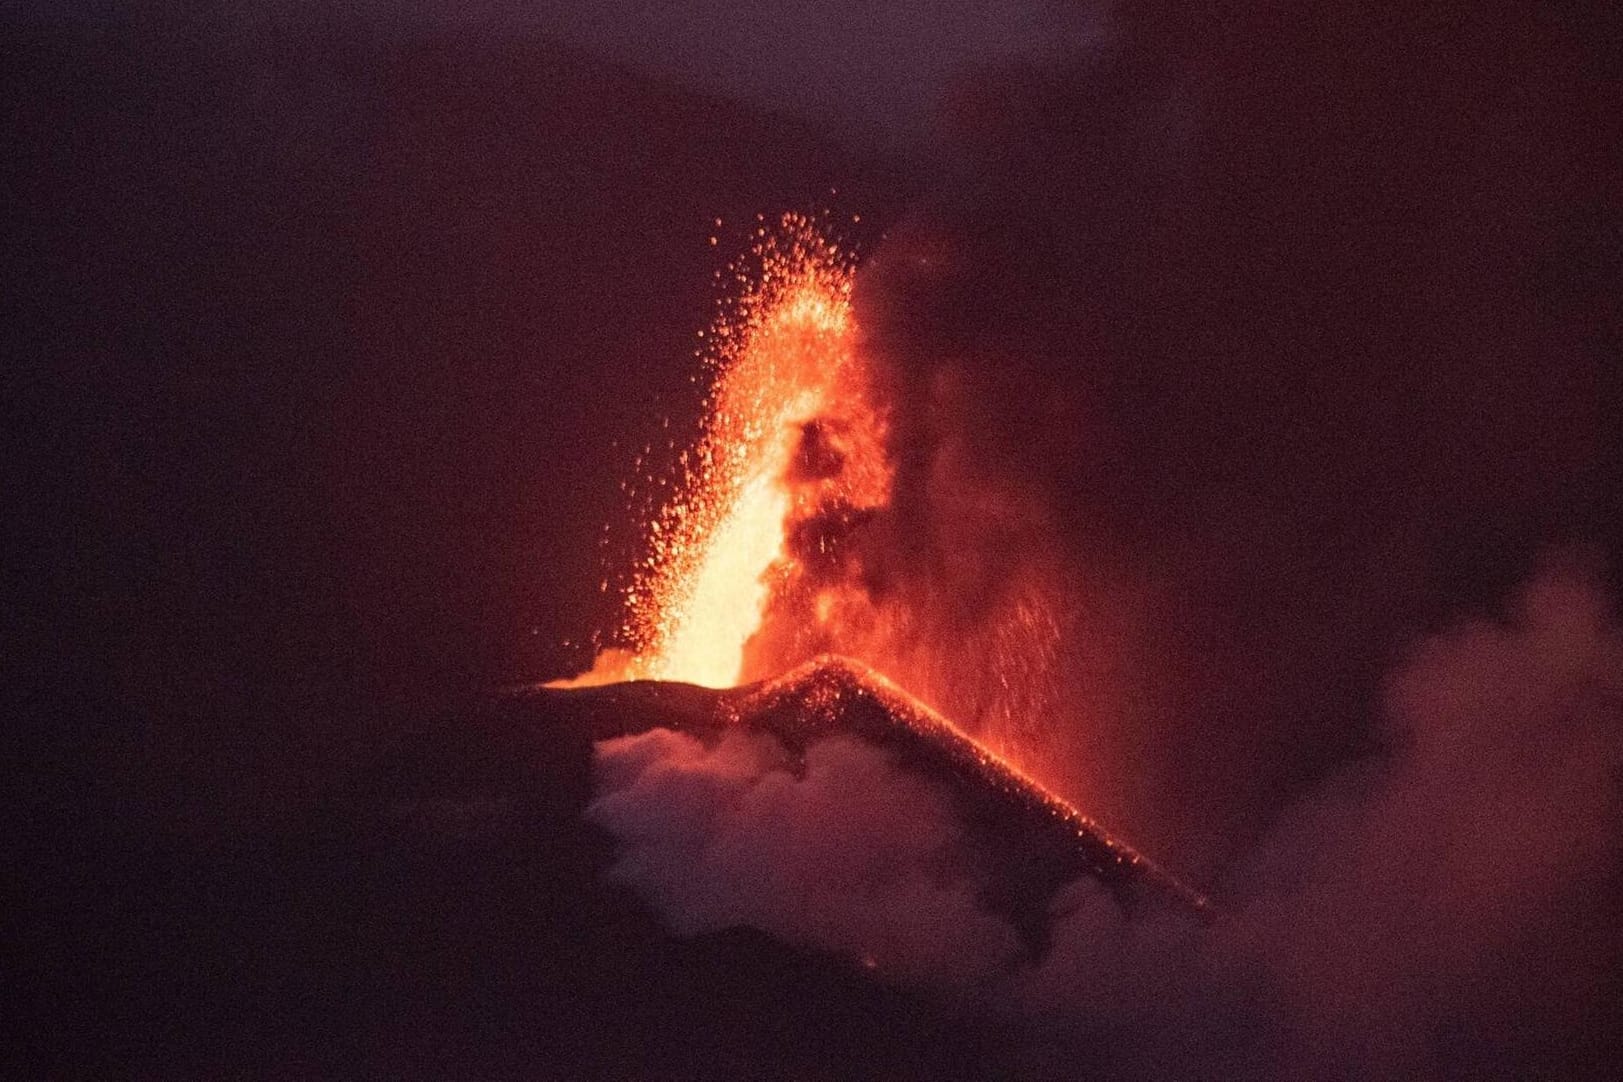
[{"xmin": 22, "ymin": 0, "xmax": 1100, "ymax": 145}]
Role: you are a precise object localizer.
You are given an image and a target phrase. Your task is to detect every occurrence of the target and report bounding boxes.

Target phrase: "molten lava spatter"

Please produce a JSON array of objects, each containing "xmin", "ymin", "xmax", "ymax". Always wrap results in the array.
[
  {"xmin": 625, "ymin": 213, "xmax": 888, "ymax": 687},
  {"xmin": 565, "ymin": 214, "xmax": 1065, "ymax": 775}
]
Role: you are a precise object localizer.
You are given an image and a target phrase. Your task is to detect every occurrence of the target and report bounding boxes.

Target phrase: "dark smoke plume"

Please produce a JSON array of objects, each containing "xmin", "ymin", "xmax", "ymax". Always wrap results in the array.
[{"xmin": 847, "ymin": 0, "xmax": 1622, "ymax": 871}]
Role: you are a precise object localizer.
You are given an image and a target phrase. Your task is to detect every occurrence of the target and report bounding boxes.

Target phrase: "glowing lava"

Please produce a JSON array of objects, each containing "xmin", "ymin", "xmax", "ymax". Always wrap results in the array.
[
  {"xmin": 549, "ymin": 213, "xmax": 1205, "ymax": 915},
  {"xmin": 625, "ymin": 213, "xmax": 885, "ymax": 687}
]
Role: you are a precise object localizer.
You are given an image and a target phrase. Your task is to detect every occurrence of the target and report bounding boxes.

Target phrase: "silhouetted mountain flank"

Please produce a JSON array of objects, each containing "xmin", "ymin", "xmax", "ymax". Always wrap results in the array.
[{"xmin": 515, "ymin": 654, "xmax": 1210, "ymax": 934}]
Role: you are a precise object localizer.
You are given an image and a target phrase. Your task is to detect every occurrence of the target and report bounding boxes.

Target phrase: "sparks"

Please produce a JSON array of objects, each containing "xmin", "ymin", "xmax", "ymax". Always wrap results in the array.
[{"xmin": 629, "ymin": 213, "xmax": 877, "ymax": 687}]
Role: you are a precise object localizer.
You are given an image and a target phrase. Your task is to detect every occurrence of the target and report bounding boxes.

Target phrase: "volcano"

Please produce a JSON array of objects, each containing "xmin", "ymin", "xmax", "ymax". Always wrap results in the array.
[
  {"xmin": 523, "ymin": 215, "xmax": 1206, "ymax": 940},
  {"xmin": 513, "ymin": 655, "xmax": 1209, "ymax": 936}
]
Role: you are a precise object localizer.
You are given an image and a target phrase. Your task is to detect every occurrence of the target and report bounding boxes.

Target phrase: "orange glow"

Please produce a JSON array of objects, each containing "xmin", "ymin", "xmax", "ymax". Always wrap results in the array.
[
  {"xmin": 559, "ymin": 213, "xmax": 1065, "ymax": 796},
  {"xmin": 625, "ymin": 213, "xmax": 883, "ymax": 687},
  {"xmin": 551, "ymin": 212, "xmax": 1199, "ymax": 906}
]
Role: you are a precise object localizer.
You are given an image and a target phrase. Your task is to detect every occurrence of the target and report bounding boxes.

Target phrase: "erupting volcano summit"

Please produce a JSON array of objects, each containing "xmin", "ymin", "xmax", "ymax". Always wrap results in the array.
[{"xmin": 547, "ymin": 215, "xmax": 1206, "ymax": 926}]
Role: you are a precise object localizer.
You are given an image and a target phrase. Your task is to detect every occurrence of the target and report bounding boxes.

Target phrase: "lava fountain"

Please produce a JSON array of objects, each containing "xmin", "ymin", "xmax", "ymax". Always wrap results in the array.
[
  {"xmin": 550, "ymin": 211, "xmax": 1206, "ymax": 916},
  {"xmin": 575, "ymin": 213, "xmax": 889, "ymax": 689}
]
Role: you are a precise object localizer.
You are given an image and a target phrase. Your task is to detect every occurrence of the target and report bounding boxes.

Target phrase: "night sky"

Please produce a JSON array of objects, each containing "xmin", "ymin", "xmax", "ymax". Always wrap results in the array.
[{"xmin": 7, "ymin": 2, "xmax": 1622, "ymax": 1077}]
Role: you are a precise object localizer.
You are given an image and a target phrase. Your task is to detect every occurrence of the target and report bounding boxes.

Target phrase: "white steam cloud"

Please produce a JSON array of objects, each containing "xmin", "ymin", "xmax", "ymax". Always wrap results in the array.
[{"xmin": 587, "ymin": 727, "xmax": 1022, "ymax": 991}]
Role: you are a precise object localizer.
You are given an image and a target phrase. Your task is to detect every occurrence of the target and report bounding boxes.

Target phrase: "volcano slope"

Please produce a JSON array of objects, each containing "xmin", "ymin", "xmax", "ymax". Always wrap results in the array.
[{"xmin": 531, "ymin": 654, "xmax": 1208, "ymax": 943}]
